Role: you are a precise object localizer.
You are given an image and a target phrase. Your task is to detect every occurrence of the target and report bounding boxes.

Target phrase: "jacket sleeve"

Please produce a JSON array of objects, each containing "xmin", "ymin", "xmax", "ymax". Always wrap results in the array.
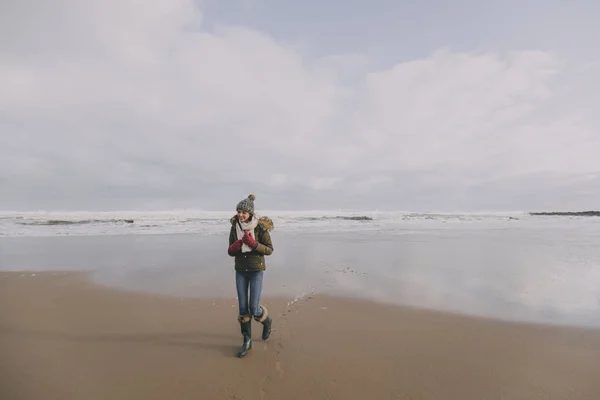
[
  {"xmin": 228, "ymin": 225, "xmax": 238, "ymax": 256},
  {"xmin": 254, "ymin": 228, "xmax": 273, "ymax": 256}
]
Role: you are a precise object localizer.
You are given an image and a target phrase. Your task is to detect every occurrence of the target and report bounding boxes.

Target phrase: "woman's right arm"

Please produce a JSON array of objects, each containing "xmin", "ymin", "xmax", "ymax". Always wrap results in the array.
[
  {"xmin": 229, "ymin": 225, "xmax": 236, "ymax": 246},
  {"xmin": 228, "ymin": 225, "xmax": 242, "ymax": 256}
]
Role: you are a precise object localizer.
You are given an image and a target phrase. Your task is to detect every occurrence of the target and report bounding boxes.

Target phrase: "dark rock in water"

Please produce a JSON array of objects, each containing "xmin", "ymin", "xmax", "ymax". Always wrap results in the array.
[
  {"xmin": 124, "ymin": 219, "xmax": 134, "ymax": 223},
  {"xmin": 529, "ymin": 211, "xmax": 600, "ymax": 217}
]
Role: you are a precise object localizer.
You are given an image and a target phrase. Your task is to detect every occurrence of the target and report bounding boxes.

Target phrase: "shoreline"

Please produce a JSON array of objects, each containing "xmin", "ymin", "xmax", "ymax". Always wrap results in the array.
[
  {"xmin": 6, "ymin": 268, "xmax": 600, "ymax": 331},
  {"xmin": 2, "ymin": 270, "xmax": 600, "ymax": 399}
]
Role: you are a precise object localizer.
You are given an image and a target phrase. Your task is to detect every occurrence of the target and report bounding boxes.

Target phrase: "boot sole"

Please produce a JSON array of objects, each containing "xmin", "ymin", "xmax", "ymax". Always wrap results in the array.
[
  {"xmin": 262, "ymin": 323, "xmax": 272, "ymax": 340},
  {"xmin": 237, "ymin": 342, "xmax": 252, "ymax": 358}
]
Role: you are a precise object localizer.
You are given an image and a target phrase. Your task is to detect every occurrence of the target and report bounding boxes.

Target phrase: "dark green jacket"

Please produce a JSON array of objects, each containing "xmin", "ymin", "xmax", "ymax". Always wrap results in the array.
[{"xmin": 228, "ymin": 215, "xmax": 274, "ymax": 272}]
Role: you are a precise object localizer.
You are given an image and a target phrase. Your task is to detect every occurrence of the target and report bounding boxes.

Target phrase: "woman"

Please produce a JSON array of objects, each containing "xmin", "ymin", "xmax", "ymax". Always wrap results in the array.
[{"xmin": 227, "ymin": 194, "xmax": 274, "ymax": 358}]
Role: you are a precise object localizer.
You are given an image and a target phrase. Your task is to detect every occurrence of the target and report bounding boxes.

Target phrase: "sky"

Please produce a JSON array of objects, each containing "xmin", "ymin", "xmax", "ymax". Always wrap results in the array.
[{"xmin": 1, "ymin": 0, "xmax": 599, "ymax": 212}]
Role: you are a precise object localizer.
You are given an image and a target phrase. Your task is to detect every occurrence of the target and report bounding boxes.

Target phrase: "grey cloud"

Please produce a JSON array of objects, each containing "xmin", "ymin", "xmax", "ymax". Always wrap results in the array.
[{"xmin": 1, "ymin": 0, "xmax": 599, "ymax": 211}]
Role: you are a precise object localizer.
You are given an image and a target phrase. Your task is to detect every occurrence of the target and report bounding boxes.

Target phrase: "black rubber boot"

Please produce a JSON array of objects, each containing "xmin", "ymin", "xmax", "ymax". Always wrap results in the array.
[
  {"xmin": 237, "ymin": 314, "xmax": 252, "ymax": 358},
  {"xmin": 254, "ymin": 305, "xmax": 272, "ymax": 340}
]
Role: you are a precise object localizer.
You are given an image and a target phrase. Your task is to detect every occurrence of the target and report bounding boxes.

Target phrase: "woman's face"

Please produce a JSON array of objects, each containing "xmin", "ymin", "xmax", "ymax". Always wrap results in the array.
[{"xmin": 237, "ymin": 210, "xmax": 250, "ymax": 222}]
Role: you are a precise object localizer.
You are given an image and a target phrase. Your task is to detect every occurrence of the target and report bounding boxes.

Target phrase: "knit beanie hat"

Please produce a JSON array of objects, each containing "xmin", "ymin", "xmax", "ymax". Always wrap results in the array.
[{"xmin": 236, "ymin": 194, "xmax": 256, "ymax": 215}]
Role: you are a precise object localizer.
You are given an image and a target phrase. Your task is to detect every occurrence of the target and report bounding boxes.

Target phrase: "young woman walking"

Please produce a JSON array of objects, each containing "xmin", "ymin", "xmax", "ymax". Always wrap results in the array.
[{"xmin": 227, "ymin": 194, "xmax": 274, "ymax": 357}]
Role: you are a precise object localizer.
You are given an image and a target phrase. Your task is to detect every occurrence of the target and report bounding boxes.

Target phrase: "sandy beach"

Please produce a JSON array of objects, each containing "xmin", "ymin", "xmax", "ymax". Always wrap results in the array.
[{"xmin": 1, "ymin": 271, "xmax": 599, "ymax": 400}]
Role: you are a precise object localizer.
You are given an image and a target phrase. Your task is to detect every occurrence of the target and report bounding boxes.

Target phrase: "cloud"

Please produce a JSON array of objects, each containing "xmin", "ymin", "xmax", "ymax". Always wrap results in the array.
[{"xmin": 1, "ymin": 0, "xmax": 598, "ymax": 210}]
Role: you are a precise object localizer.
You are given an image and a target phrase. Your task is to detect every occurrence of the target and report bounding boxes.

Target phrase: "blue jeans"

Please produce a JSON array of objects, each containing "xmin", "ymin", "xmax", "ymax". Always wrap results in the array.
[{"xmin": 236, "ymin": 270, "xmax": 264, "ymax": 317}]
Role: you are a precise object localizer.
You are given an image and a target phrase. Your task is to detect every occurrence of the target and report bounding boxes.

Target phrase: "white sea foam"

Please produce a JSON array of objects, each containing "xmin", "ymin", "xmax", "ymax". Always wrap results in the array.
[{"xmin": 0, "ymin": 209, "xmax": 595, "ymax": 237}]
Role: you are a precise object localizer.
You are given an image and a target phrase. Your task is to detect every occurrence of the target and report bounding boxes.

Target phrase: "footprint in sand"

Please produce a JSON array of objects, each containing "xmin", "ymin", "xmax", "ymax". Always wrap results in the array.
[{"xmin": 275, "ymin": 361, "xmax": 284, "ymax": 377}]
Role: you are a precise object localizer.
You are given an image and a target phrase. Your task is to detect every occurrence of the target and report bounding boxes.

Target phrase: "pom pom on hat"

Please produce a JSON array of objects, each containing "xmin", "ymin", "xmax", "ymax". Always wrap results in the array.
[{"xmin": 236, "ymin": 194, "xmax": 256, "ymax": 214}]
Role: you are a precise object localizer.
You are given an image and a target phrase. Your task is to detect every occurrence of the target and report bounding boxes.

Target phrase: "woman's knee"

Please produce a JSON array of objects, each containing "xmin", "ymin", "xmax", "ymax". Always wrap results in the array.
[{"xmin": 248, "ymin": 303, "xmax": 260, "ymax": 316}]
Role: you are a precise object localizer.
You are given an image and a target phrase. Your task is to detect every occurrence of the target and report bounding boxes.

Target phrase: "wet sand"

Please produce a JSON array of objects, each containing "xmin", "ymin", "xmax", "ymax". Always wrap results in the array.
[
  {"xmin": 1, "ymin": 271, "xmax": 599, "ymax": 400},
  {"xmin": 5, "ymin": 231, "xmax": 600, "ymax": 327}
]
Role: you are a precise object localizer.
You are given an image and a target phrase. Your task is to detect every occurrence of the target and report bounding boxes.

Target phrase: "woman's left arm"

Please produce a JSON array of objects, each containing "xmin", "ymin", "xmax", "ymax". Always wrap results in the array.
[{"xmin": 254, "ymin": 229, "xmax": 273, "ymax": 256}]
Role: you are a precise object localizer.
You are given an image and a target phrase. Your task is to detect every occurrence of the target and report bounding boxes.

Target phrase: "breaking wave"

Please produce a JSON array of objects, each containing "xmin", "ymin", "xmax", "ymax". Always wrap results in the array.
[
  {"xmin": 18, "ymin": 219, "xmax": 135, "ymax": 226},
  {"xmin": 300, "ymin": 216, "xmax": 373, "ymax": 221}
]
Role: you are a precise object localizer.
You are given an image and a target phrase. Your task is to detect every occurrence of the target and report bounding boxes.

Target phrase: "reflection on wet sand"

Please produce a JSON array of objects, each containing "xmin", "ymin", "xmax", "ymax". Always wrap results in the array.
[{"xmin": 2, "ymin": 223, "xmax": 600, "ymax": 327}]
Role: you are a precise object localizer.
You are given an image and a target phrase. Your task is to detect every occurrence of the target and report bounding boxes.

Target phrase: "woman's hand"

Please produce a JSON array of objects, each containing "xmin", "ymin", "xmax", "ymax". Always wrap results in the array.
[
  {"xmin": 228, "ymin": 239, "xmax": 243, "ymax": 254},
  {"xmin": 242, "ymin": 231, "xmax": 258, "ymax": 249}
]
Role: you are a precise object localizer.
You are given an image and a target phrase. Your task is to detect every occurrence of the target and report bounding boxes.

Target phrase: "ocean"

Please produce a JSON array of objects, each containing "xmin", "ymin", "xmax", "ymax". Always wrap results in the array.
[
  {"xmin": 1, "ymin": 210, "xmax": 599, "ymax": 327},
  {"xmin": 0, "ymin": 209, "xmax": 528, "ymax": 237}
]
